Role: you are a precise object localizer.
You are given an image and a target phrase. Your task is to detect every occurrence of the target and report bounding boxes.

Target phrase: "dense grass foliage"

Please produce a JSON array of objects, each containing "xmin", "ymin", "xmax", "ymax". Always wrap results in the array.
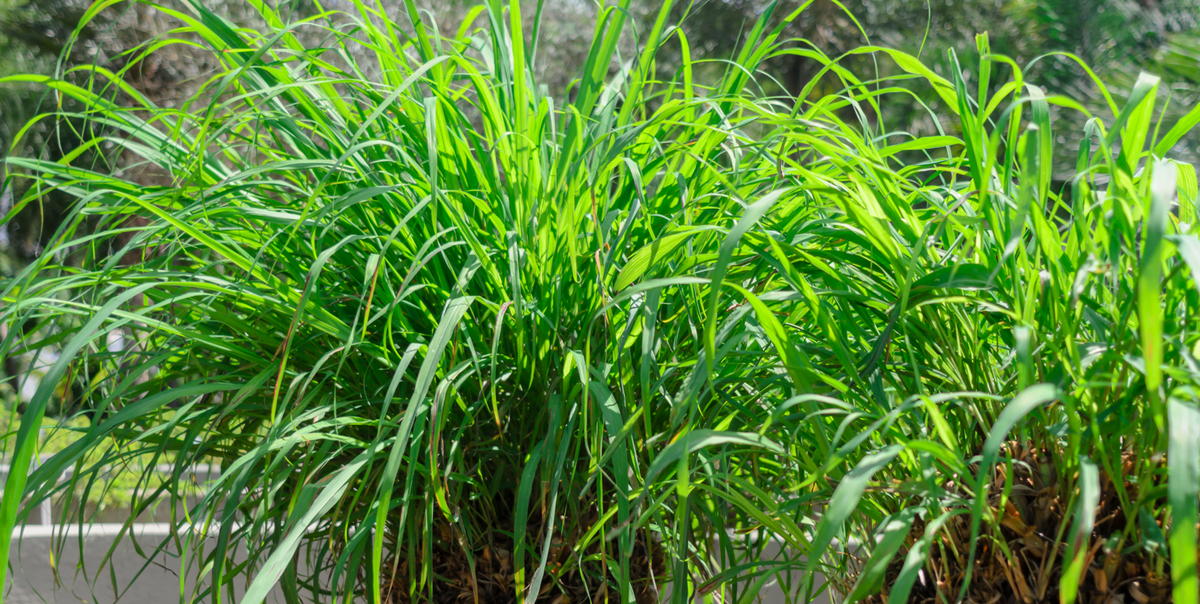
[{"xmin": 2, "ymin": 1, "xmax": 1200, "ymax": 603}]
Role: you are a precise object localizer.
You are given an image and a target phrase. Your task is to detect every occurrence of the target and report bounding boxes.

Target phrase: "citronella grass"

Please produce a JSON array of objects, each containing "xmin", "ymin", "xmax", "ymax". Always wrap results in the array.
[{"xmin": 2, "ymin": 1, "xmax": 1200, "ymax": 604}]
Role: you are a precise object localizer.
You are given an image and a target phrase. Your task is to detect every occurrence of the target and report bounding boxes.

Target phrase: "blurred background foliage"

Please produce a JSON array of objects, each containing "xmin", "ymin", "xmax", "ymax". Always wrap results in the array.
[{"xmin": 0, "ymin": 0, "xmax": 1198, "ymax": 271}]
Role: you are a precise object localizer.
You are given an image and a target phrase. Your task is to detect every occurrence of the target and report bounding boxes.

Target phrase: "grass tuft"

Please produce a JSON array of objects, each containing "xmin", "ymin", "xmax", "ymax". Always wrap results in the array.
[{"xmin": 1, "ymin": 1, "xmax": 1199, "ymax": 603}]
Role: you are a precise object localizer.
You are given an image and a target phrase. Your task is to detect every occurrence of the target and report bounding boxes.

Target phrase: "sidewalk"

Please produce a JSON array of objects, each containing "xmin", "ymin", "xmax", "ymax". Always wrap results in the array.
[
  {"xmin": 6, "ymin": 526, "xmax": 275, "ymax": 604},
  {"xmin": 7, "ymin": 528, "xmax": 835, "ymax": 603}
]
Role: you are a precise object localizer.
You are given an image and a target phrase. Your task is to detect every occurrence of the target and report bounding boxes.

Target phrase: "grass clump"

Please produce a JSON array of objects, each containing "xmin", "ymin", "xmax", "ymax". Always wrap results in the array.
[
  {"xmin": 2, "ymin": 0, "xmax": 837, "ymax": 601},
  {"xmin": 1, "ymin": 1, "xmax": 1199, "ymax": 604},
  {"xmin": 727, "ymin": 42, "xmax": 1200, "ymax": 604}
]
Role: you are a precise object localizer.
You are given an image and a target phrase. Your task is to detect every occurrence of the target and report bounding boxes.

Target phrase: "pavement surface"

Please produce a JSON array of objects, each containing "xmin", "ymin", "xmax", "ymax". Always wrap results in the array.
[
  {"xmin": 5, "ymin": 525, "xmax": 282, "ymax": 604},
  {"xmin": 7, "ymin": 528, "xmax": 834, "ymax": 604}
]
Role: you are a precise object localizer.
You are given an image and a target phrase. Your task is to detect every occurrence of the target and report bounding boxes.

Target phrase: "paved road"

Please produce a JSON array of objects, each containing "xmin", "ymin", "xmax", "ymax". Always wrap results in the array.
[{"xmin": 7, "ymin": 528, "xmax": 833, "ymax": 603}]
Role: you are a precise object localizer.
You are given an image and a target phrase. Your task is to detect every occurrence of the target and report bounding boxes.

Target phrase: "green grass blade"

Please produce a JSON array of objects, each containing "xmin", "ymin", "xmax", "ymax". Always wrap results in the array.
[
  {"xmin": 1061, "ymin": 459, "xmax": 1100, "ymax": 604},
  {"xmin": 1169, "ymin": 396, "xmax": 1200, "ymax": 604}
]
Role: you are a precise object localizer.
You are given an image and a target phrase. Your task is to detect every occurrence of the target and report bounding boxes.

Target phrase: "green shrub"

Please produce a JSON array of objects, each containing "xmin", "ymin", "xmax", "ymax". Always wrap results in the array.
[{"xmin": 2, "ymin": 1, "xmax": 1199, "ymax": 603}]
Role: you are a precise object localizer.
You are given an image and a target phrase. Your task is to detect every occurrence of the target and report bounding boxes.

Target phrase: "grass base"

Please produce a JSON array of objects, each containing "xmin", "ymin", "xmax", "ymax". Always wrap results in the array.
[
  {"xmin": 375, "ymin": 520, "xmax": 666, "ymax": 604},
  {"xmin": 859, "ymin": 442, "xmax": 1176, "ymax": 604}
]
